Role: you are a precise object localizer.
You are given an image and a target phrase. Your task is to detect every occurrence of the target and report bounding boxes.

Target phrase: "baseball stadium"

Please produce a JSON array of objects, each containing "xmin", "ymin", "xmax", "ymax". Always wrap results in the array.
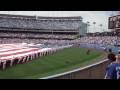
[{"xmin": 0, "ymin": 12, "xmax": 120, "ymax": 79}]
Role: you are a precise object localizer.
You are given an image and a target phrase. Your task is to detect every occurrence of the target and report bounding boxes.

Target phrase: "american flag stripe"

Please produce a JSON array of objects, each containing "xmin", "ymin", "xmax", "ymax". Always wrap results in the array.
[
  {"xmin": 0, "ymin": 48, "xmax": 27, "ymax": 53},
  {"xmin": 0, "ymin": 48, "xmax": 38, "ymax": 55},
  {"xmin": 0, "ymin": 48, "xmax": 16, "ymax": 52},
  {"xmin": 0, "ymin": 44, "xmax": 51, "ymax": 62},
  {"xmin": 0, "ymin": 49, "xmax": 41, "ymax": 60},
  {"xmin": 0, "ymin": 48, "xmax": 40, "ymax": 57}
]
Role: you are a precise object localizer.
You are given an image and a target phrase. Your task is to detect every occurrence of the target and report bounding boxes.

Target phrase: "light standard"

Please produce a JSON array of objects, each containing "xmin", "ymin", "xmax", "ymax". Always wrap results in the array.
[
  {"xmin": 103, "ymin": 29, "xmax": 105, "ymax": 32},
  {"xmin": 99, "ymin": 24, "xmax": 103, "ymax": 32},
  {"xmin": 93, "ymin": 22, "xmax": 96, "ymax": 32},
  {"xmin": 87, "ymin": 21, "xmax": 90, "ymax": 33}
]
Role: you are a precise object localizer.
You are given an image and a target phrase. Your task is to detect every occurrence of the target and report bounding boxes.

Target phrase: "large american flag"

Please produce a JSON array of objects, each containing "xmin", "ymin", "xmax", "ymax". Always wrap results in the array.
[{"xmin": 0, "ymin": 44, "xmax": 51, "ymax": 62}]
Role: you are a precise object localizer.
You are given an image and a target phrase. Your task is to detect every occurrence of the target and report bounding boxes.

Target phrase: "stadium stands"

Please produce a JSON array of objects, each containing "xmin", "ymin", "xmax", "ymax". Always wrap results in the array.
[
  {"xmin": 0, "ymin": 14, "xmax": 81, "ymax": 31},
  {"xmin": 77, "ymin": 36, "xmax": 120, "ymax": 46},
  {"xmin": 0, "ymin": 14, "xmax": 82, "ymax": 43},
  {"xmin": 0, "ymin": 32, "xmax": 76, "ymax": 40}
]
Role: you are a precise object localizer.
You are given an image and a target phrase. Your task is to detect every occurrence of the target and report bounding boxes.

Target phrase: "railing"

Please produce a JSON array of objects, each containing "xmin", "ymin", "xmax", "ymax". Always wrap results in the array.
[{"xmin": 41, "ymin": 59, "xmax": 111, "ymax": 79}]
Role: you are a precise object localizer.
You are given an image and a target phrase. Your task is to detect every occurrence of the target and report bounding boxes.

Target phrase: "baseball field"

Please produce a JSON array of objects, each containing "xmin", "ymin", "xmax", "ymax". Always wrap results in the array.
[{"xmin": 0, "ymin": 47, "xmax": 106, "ymax": 79}]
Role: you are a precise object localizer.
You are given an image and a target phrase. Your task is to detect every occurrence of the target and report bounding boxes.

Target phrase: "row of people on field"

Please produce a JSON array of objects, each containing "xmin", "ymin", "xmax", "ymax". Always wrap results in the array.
[{"xmin": 0, "ymin": 44, "xmax": 73, "ymax": 69}]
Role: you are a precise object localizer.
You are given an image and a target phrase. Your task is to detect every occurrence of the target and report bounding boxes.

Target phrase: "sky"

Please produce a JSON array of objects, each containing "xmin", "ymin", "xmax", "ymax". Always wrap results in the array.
[{"xmin": 0, "ymin": 11, "xmax": 116, "ymax": 33}]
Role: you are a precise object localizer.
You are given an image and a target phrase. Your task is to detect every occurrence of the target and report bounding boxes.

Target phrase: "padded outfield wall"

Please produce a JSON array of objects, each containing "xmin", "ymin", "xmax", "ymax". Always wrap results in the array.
[{"xmin": 41, "ymin": 59, "xmax": 110, "ymax": 79}]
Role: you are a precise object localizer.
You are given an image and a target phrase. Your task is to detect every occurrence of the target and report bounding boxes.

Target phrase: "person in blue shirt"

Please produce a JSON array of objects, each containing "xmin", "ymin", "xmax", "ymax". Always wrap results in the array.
[{"xmin": 105, "ymin": 54, "xmax": 120, "ymax": 79}]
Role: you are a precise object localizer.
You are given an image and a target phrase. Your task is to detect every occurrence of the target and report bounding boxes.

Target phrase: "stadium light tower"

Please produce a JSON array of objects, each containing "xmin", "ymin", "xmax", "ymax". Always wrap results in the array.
[
  {"xmin": 87, "ymin": 21, "xmax": 90, "ymax": 33},
  {"xmin": 99, "ymin": 24, "xmax": 103, "ymax": 32},
  {"xmin": 103, "ymin": 29, "xmax": 105, "ymax": 32},
  {"xmin": 93, "ymin": 22, "xmax": 96, "ymax": 32}
]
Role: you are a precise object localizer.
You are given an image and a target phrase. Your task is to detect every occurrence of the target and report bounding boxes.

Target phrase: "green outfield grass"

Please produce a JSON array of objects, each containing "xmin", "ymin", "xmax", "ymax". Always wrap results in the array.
[{"xmin": 0, "ymin": 47, "xmax": 106, "ymax": 79}]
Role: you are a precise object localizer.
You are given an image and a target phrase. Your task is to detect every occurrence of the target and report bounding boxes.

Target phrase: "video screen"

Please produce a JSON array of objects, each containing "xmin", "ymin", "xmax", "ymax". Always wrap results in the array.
[{"xmin": 109, "ymin": 15, "xmax": 120, "ymax": 29}]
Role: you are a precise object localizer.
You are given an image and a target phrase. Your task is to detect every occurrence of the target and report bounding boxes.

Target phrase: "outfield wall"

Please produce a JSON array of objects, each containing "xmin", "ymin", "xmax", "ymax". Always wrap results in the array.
[{"xmin": 41, "ymin": 59, "xmax": 111, "ymax": 79}]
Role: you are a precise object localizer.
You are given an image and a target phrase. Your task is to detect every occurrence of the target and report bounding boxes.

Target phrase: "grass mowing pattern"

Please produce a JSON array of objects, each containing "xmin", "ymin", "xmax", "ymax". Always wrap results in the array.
[{"xmin": 0, "ymin": 47, "xmax": 105, "ymax": 79}]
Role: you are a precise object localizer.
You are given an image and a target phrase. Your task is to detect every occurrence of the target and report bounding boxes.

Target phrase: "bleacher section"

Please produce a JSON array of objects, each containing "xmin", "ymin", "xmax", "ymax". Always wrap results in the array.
[
  {"xmin": 0, "ymin": 14, "xmax": 82, "ymax": 33},
  {"xmin": 0, "ymin": 14, "xmax": 85, "ymax": 40}
]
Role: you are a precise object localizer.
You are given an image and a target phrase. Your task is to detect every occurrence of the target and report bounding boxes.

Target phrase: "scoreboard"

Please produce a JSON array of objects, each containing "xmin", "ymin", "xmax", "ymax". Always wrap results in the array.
[{"xmin": 108, "ymin": 15, "xmax": 120, "ymax": 29}]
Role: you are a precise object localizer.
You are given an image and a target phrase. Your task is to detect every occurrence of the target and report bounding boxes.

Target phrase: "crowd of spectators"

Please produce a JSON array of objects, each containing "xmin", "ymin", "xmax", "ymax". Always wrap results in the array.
[
  {"xmin": 0, "ymin": 15, "xmax": 80, "ymax": 30},
  {"xmin": 76, "ymin": 36, "xmax": 120, "ymax": 46},
  {"xmin": 0, "ymin": 38, "xmax": 73, "ymax": 45},
  {"xmin": 0, "ymin": 32, "xmax": 76, "ymax": 39},
  {"xmin": 0, "ymin": 33, "xmax": 120, "ymax": 46},
  {"xmin": 0, "ymin": 14, "xmax": 81, "ymax": 44}
]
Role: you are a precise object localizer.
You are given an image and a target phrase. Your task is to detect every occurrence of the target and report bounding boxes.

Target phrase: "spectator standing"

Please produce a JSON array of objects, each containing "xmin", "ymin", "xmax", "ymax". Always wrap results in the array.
[
  {"xmin": 105, "ymin": 54, "xmax": 120, "ymax": 79},
  {"xmin": 107, "ymin": 49, "xmax": 116, "ymax": 62}
]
